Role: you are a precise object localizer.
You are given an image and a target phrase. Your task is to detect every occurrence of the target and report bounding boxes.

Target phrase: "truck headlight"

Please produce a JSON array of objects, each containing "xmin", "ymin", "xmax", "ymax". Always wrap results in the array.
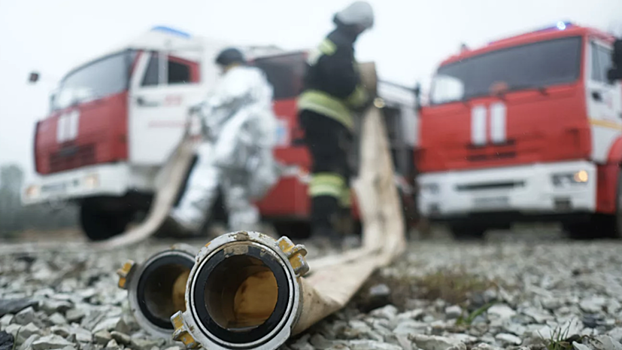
[
  {"xmin": 83, "ymin": 174, "xmax": 99, "ymax": 190},
  {"xmin": 117, "ymin": 244, "xmax": 197, "ymax": 338},
  {"xmin": 25, "ymin": 185, "xmax": 41, "ymax": 199},
  {"xmin": 420, "ymin": 183, "xmax": 440, "ymax": 195},
  {"xmin": 551, "ymin": 170, "xmax": 589, "ymax": 187}
]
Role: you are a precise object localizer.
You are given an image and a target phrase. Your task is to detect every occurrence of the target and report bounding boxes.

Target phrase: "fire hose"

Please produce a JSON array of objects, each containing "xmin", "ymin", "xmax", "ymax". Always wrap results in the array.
[
  {"xmin": 115, "ymin": 76, "xmax": 407, "ymax": 349},
  {"xmin": 116, "ymin": 243, "xmax": 197, "ymax": 338}
]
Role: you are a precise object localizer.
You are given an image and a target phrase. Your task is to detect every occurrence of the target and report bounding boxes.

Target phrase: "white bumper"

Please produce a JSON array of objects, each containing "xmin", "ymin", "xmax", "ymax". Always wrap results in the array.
[
  {"xmin": 21, "ymin": 163, "xmax": 156, "ymax": 206},
  {"xmin": 418, "ymin": 160, "xmax": 597, "ymax": 218}
]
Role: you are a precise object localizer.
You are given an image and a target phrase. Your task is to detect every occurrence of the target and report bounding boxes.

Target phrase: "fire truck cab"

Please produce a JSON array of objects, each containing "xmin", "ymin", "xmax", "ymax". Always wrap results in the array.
[
  {"xmin": 22, "ymin": 26, "xmax": 419, "ymax": 240},
  {"xmin": 417, "ymin": 22, "xmax": 622, "ymax": 239}
]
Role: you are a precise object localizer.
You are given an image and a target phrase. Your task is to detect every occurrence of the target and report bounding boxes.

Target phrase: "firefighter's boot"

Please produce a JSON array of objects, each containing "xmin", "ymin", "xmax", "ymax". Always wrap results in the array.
[
  {"xmin": 312, "ymin": 228, "xmax": 343, "ymax": 253},
  {"xmin": 310, "ymin": 196, "xmax": 343, "ymax": 251},
  {"xmin": 338, "ymin": 209, "xmax": 361, "ymax": 250},
  {"xmin": 337, "ymin": 207, "xmax": 354, "ymax": 236}
]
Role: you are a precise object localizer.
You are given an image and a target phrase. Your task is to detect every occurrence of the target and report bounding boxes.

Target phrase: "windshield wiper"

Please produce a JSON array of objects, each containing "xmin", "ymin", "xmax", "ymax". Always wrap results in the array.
[
  {"xmin": 453, "ymin": 85, "xmax": 549, "ymax": 105},
  {"xmin": 69, "ymin": 91, "xmax": 103, "ymax": 108},
  {"xmin": 431, "ymin": 84, "xmax": 550, "ymax": 107},
  {"xmin": 495, "ymin": 84, "xmax": 549, "ymax": 99}
]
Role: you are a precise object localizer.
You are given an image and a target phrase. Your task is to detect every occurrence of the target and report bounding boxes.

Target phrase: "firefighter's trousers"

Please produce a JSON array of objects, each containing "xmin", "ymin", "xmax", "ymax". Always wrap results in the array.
[
  {"xmin": 170, "ymin": 142, "xmax": 259, "ymax": 233},
  {"xmin": 299, "ymin": 110, "xmax": 353, "ymax": 239}
]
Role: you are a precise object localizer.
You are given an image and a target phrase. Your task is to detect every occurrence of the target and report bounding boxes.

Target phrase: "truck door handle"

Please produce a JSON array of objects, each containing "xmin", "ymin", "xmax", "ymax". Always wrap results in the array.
[
  {"xmin": 592, "ymin": 91, "xmax": 603, "ymax": 102},
  {"xmin": 136, "ymin": 96, "xmax": 159, "ymax": 107}
]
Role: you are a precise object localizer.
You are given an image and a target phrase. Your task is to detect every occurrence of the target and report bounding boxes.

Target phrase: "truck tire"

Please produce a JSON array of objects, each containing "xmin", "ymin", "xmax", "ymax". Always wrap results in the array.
[
  {"xmin": 80, "ymin": 202, "xmax": 133, "ymax": 241},
  {"xmin": 564, "ymin": 214, "xmax": 614, "ymax": 240},
  {"xmin": 612, "ymin": 169, "xmax": 622, "ymax": 239},
  {"xmin": 273, "ymin": 221, "xmax": 311, "ymax": 239},
  {"xmin": 563, "ymin": 221, "xmax": 593, "ymax": 240},
  {"xmin": 565, "ymin": 169, "xmax": 622, "ymax": 240},
  {"xmin": 449, "ymin": 224, "xmax": 486, "ymax": 241},
  {"xmin": 397, "ymin": 188, "xmax": 416, "ymax": 238}
]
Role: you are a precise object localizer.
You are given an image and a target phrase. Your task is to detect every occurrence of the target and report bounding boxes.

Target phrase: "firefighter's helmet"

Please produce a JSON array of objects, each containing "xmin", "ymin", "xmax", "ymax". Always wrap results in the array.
[
  {"xmin": 215, "ymin": 48, "xmax": 246, "ymax": 67},
  {"xmin": 333, "ymin": 1, "xmax": 374, "ymax": 31}
]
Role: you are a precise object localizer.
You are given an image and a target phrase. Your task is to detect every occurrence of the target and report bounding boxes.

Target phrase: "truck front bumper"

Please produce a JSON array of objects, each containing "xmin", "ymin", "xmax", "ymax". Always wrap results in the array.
[
  {"xmin": 418, "ymin": 160, "xmax": 597, "ymax": 221},
  {"xmin": 21, "ymin": 163, "xmax": 142, "ymax": 206}
]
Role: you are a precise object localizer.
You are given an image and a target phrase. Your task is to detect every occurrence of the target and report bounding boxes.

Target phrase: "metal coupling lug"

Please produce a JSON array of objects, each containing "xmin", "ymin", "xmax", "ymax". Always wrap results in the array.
[
  {"xmin": 116, "ymin": 260, "xmax": 136, "ymax": 290},
  {"xmin": 171, "ymin": 311, "xmax": 199, "ymax": 349},
  {"xmin": 276, "ymin": 236, "xmax": 309, "ymax": 277}
]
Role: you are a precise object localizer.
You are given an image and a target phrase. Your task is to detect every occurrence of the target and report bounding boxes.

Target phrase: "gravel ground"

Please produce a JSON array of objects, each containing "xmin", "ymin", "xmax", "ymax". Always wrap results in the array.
[{"xmin": 1, "ymin": 228, "xmax": 622, "ymax": 350}]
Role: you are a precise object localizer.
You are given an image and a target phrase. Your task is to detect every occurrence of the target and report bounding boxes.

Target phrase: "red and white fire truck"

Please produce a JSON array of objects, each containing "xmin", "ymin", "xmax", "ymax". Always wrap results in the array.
[
  {"xmin": 417, "ymin": 22, "xmax": 622, "ymax": 239},
  {"xmin": 22, "ymin": 26, "xmax": 419, "ymax": 240}
]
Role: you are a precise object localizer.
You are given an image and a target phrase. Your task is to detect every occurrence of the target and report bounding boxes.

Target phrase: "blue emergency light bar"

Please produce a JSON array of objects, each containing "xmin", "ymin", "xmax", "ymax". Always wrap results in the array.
[
  {"xmin": 151, "ymin": 26, "xmax": 191, "ymax": 38},
  {"xmin": 534, "ymin": 21, "xmax": 575, "ymax": 33},
  {"xmin": 488, "ymin": 21, "xmax": 576, "ymax": 46}
]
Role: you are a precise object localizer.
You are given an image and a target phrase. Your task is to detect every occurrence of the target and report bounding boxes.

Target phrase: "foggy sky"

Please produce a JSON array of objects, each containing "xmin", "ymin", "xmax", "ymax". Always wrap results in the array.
[{"xmin": 1, "ymin": 0, "xmax": 621, "ymax": 180}]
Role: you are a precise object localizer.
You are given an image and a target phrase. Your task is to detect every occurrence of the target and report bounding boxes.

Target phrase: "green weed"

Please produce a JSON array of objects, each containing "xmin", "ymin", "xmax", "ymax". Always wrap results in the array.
[{"xmin": 456, "ymin": 301, "xmax": 496, "ymax": 326}]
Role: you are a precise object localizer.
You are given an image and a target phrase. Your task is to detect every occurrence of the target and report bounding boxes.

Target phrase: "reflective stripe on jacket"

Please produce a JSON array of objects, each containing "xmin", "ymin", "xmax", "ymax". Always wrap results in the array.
[{"xmin": 298, "ymin": 32, "xmax": 368, "ymax": 131}]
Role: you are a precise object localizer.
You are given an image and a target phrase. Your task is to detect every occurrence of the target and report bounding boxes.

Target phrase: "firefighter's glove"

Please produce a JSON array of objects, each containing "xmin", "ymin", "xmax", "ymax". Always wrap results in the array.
[
  {"xmin": 188, "ymin": 103, "xmax": 204, "ymax": 116},
  {"xmin": 354, "ymin": 94, "xmax": 381, "ymax": 114}
]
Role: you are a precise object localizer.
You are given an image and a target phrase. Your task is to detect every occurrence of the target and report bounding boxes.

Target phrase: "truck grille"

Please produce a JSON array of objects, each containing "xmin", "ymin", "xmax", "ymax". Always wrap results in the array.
[
  {"xmin": 456, "ymin": 181, "xmax": 525, "ymax": 191},
  {"xmin": 49, "ymin": 144, "xmax": 96, "ymax": 173},
  {"xmin": 465, "ymin": 139, "xmax": 517, "ymax": 162}
]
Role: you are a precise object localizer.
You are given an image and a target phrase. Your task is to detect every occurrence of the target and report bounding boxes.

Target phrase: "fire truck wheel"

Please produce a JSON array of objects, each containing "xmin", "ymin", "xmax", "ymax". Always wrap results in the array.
[
  {"xmin": 564, "ymin": 214, "xmax": 616, "ymax": 240},
  {"xmin": 566, "ymin": 169, "xmax": 622, "ymax": 240},
  {"xmin": 273, "ymin": 222, "xmax": 312, "ymax": 239},
  {"xmin": 614, "ymin": 170, "xmax": 622, "ymax": 239},
  {"xmin": 79, "ymin": 203, "xmax": 133, "ymax": 241},
  {"xmin": 563, "ymin": 222, "xmax": 593, "ymax": 240},
  {"xmin": 449, "ymin": 225, "xmax": 486, "ymax": 241}
]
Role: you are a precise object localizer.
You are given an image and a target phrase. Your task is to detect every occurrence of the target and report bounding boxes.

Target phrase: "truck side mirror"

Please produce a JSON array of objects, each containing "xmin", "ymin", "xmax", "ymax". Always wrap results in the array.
[
  {"xmin": 49, "ymin": 92, "xmax": 57, "ymax": 113},
  {"xmin": 28, "ymin": 72, "xmax": 40, "ymax": 84},
  {"xmin": 609, "ymin": 39, "xmax": 622, "ymax": 82},
  {"xmin": 608, "ymin": 68, "xmax": 622, "ymax": 82},
  {"xmin": 613, "ymin": 39, "xmax": 622, "ymax": 64},
  {"xmin": 413, "ymin": 82, "xmax": 422, "ymax": 112}
]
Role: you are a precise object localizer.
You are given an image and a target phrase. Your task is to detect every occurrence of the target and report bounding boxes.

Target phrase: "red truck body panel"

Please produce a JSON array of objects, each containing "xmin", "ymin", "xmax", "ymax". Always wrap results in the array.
[
  {"xmin": 35, "ymin": 91, "xmax": 129, "ymax": 174},
  {"xmin": 418, "ymin": 84, "xmax": 592, "ymax": 173},
  {"xmin": 418, "ymin": 25, "xmax": 604, "ymax": 174}
]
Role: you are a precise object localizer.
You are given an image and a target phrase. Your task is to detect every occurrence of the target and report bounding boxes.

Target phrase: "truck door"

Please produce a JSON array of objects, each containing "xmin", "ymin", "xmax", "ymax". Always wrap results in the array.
[
  {"xmin": 587, "ymin": 39, "xmax": 622, "ymax": 163},
  {"xmin": 128, "ymin": 51, "xmax": 205, "ymax": 166}
]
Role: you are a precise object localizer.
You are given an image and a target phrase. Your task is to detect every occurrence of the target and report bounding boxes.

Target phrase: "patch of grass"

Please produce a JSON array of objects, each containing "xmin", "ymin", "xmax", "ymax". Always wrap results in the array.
[
  {"xmin": 544, "ymin": 325, "xmax": 592, "ymax": 350},
  {"xmin": 546, "ymin": 326, "xmax": 571, "ymax": 350},
  {"xmin": 415, "ymin": 269, "xmax": 494, "ymax": 305},
  {"xmin": 354, "ymin": 268, "xmax": 498, "ymax": 312},
  {"xmin": 11, "ymin": 328, "xmax": 20, "ymax": 350},
  {"xmin": 456, "ymin": 301, "xmax": 495, "ymax": 326},
  {"xmin": 354, "ymin": 271, "xmax": 414, "ymax": 312}
]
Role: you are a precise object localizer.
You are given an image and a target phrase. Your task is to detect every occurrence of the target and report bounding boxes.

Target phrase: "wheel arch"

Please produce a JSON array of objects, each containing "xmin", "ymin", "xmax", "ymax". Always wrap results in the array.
[
  {"xmin": 596, "ymin": 137, "xmax": 622, "ymax": 214},
  {"xmin": 607, "ymin": 136, "xmax": 622, "ymax": 165}
]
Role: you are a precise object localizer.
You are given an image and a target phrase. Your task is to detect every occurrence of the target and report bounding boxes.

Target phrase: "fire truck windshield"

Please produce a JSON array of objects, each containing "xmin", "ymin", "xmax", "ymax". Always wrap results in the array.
[
  {"xmin": 53, "ymin": 50, "xmax": 137, "ymax": 111},
  {"xmin": 430, "ymin": 36, "xmax": 582, "ymax": 105}
]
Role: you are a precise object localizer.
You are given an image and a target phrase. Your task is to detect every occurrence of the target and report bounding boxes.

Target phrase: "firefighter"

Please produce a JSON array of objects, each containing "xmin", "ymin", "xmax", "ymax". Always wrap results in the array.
[
  {"xmin": 163, "ymin": 47, "xmax": 279, "ymax": 236},
  {"xmin": 297, "ymin": 1, "xmax": 375, "ymax": 246}
]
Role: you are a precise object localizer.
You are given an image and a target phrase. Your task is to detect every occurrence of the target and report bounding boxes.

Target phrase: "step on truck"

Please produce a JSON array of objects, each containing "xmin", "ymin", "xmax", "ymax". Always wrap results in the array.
[
  {"xmin": 417, "ymin": 22, "xmax": 622, "ymax": 239},
  {"xmin": 22, "ymin": 26, "xmax": 420, "ymax": 241}
]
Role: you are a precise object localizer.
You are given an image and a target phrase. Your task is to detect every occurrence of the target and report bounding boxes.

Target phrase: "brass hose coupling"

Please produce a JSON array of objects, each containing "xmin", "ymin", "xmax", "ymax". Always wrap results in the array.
[
  {"xmin": 171, "ymin": 231, "xmax": 309, "ymax": 350},
  {"xmin": 116, "ymin": 243, "xmax": 197, "ymax": 338}
]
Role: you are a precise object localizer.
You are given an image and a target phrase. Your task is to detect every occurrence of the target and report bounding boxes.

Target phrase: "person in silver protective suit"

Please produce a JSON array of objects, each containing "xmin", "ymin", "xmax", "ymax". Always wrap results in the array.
[{"xmin": 164, "ymin": 47, "xmax": 279, "ymax": 235}]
